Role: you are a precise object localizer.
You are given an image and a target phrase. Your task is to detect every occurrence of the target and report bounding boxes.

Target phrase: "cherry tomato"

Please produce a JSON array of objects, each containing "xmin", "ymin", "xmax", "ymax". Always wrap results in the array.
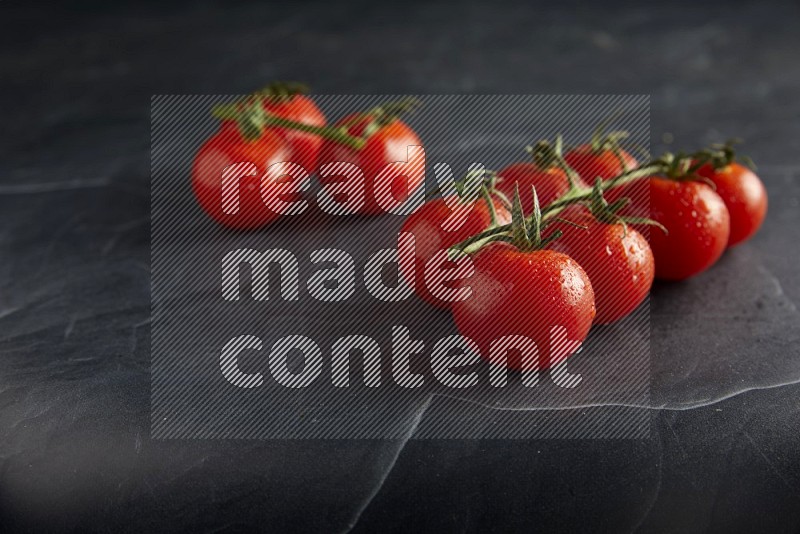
[
  {"xmin": 452, "ymin": 243, "xmax": 596, "ymax": 371},
  {"xmin": 611, "ymin": 178, "xmax": 730, "ymax": 281},
  {"xmin": 496, "ymin": 163, "xmax": 578, "ymax": 211},
  {"xmin": 549, "ymin": 206, "xmax": 654, "ymax": 324},
  {"xmin": 695, "ymin": 162, "xmax": 767, "ymax": 247},
  {"xmin": 261, "ymin": 94, "xmax": 326, "ymax": 173},
  {"xmin": 318, "ymin": 114, "xmax": 424, "ymax": 215},
  {"xmin": 564, "ymin": 143, "xmax": 637, "ymax": 182},
  {"xmin": 192, "ymin": 122, "xmax": 292, "ymax": 229},
  {"xmin": 399, "ymin": 195, "xmax": 511, "ymax": 308}
]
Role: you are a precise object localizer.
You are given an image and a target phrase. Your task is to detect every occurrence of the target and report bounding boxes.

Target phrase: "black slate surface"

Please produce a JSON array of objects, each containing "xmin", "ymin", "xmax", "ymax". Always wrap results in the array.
[{"xmin": 2, "ymin": 1, "xmax": 800, "ymax": 532}]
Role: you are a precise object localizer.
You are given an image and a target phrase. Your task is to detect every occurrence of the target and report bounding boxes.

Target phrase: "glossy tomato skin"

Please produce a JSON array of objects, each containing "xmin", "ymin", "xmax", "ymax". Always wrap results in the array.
[
  {"xmin": 192, "ymin": 123, "xmax": 292, "ymax": 229},
  {"xmin": 262, "ymin": 95, "xmax": 326, "ymax": 173},
  {"xmin": 549, "ymin": 206, "xmax": 654, "ymax": 325},
  {"xmin": 496, "ymin": 163, "xmax": 579, "ymax": 210},
  {"xmin": 318, "ymin": 115, "xmax": 424, "ymax": 215},
  {"xmin": 695, "ymin": 162, "xmax": 767, "ymax": 248},
  {"xmin": 399, "ymin": 196, "xmax": 511, "ymax": 308},
  {"xmin": 452, "ymin": 243, "xmax": 595, "ymax": 371},
  {"xmin": 611, "ymin": 177, "xmax": 730, "ymax": 281},
  {"xmin": 564, "ymin": 144, "xmax": 637, "ymax": 182}
]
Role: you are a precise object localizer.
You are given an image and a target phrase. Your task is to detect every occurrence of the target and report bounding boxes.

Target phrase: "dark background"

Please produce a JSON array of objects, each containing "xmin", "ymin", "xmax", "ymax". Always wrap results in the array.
[{"xmin": 2, "ymin": 0, "xmax": 800, "ymax": 532}]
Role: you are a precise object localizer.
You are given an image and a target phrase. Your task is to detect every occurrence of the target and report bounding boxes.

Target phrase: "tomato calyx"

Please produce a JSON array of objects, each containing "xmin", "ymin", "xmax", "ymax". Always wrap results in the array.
[
  {"xmin": 450, "ymin": 160, "xmax": 668, "ymax": 255},
  {"xmin": 426, "ymin": 166, "xmax": 511, "ymax": 225},
  {"xmin": 585, "ymin": 113, "xmax": 641, "ymax": 172},
  {"xmin": 694, "ymin": 139, "xmax": 756, "ymax": 172},
  {"xmin": 511, "ymin": 185, "xmax": 562, "ymax": 251},
  {"xmin": 253, "ymin": 81, "xmax": 309, "ymax": 104},
  {"xmin": 340, "ymin": 97, "xmax": 421, "ymax": 139},
  {"xmin": 469, "ymin": 169, "xmax": 510, "ymax": 228},
  {"xmin": 585, "ymin": 178, "xmax": 668, "ymax": 236},
  {"xmin": 367, "ymin": 97, "xmax": 420, "ymax": 131},
  {"xmin": 651, "ymin": 151, "xmax": 718, "ymax": 189},
  {"xmin": 210, "ymin": 89, "xmax": 421, "ymax": 150},
  {"xmin": 589, "ymin": 126, "xmax": 629, "ymax": 155},
  {"xmin": 452, "ymin": 184, "xmax": 567, "ymax": 255},
  {"xmin": 542, "ymin": 159, "xmax": 665, "ymax": 219},
  {"xmin": 522, "ymin": 135, "xmax": 583, "ymax": 191},
  {"xmin": 211, "ymin": 91, "xmax": 366, "ymax": 150},
  {"xmin": 459, "ymin": 167, "xmax": 512, "ymax": 213}
]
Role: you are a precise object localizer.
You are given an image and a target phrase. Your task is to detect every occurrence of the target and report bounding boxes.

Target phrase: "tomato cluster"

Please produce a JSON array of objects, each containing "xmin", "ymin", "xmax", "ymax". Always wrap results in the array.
[
  {"xmin": 404, "ymin": 140, "xmax": 766, "ymax": 370},
  {"xmin": 191, "ymin": 86, "xmax": 768, "ymax": 372},
  {"xmin": 193, "ymin": 88, "xmax": 424, "ymax": 224}
]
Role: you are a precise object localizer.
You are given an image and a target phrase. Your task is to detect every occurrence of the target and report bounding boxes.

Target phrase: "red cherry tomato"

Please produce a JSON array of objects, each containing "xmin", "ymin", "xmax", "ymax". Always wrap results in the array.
[
  {"xmin": 452, "ymin": 243, "xmax": 596, "ymax": 371},
  {"xmin": 495, "ymin": 163, "xmax": 578, "ymax": 211},
  {"xmin": 611, "ymin": 177, "xmax": 730, "ymax": 281},
  {"xmin": 564, "ymin": 143, "xmax": 637, "ymax": 182},
  {"xmin": 318, "ymin": 114, "xmax": 424, "ymax": 215},
  {"xmin": 261, "ymin": 94, "xmax": 326, "ymax": 173},
  {"xmin": 695, "ymin": 162, "xmax": 767, "ymax": 248},
  {"xmin": 192, "ymin": 122, "xmax": 292, "ymax": 229},
  {"xmin": 549, "ymin": 206, "xmax": 654, "ymax": 324},
  {"xmin": 399, "ymin": 195, "xmax": 511, "ymax": 308}
]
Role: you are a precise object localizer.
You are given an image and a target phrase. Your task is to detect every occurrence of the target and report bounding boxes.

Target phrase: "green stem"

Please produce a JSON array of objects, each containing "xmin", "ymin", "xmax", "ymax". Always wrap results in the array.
[
  {"xmin": 554, "ymin": 135, "xmax": 581, "ymax": 192},
  {"xmin": 599, "ymin": 161, "xmax": 664, "ymax": 191},
  {"xmin": 261, "ymin": 114, "xmax": 366, "ymax": 150},
  {"xmin": 211, "ymin": 102, "xmax": 366, "ymax": 150},
  {"xmin": 480, "ymin": 185, "xmax": 500, "ymax": 227},
  {"xmin": 539, "ymin": 162, "xmax": 660, "ymax": 218},
  {"xmin": 449, "ymin": 160, "xmax": 665, "ymax": 253}
]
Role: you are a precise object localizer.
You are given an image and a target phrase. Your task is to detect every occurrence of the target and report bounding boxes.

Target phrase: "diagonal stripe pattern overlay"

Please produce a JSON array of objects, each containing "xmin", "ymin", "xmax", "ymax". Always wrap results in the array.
[{"xmin": 151, "ymin": 95, "xmax": 651, "ymax": 439}]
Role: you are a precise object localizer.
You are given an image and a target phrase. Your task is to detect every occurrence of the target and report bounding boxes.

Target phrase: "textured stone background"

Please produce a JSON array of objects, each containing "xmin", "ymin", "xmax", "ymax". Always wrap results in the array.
[{"xmin": 1, "ymin": 0, "xmax": 799, "ymax": 532}]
